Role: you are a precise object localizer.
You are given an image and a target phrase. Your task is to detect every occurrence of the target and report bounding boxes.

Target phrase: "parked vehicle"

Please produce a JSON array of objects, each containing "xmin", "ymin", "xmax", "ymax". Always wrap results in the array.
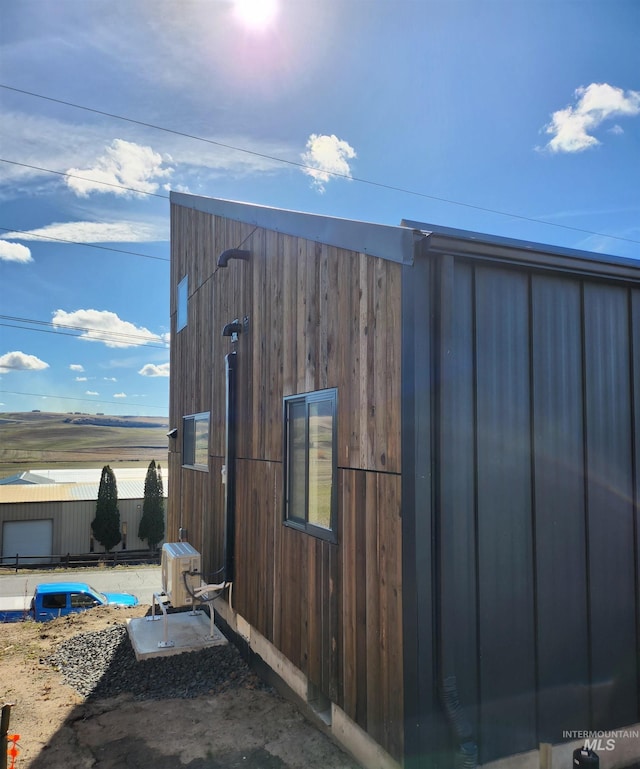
[{"xmin": 0, "ymin": 581, "xmax": 139, "ymax": 622}]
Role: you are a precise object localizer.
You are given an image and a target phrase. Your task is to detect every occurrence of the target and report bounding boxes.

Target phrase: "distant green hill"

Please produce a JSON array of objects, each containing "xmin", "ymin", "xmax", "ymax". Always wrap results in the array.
[{"xmin": 0, "ymin": 412, "xmax": 169, "ymax": 474}]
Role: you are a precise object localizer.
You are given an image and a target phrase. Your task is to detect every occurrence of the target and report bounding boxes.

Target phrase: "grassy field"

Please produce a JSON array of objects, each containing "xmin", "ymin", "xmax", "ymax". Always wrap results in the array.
[{"xmin": 0, "ymin": 411, "xmax": 169, "ymax": 475}]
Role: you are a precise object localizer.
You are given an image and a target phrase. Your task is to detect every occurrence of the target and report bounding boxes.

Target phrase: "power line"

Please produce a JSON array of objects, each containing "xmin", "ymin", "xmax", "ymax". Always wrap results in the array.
[
  {"xmin": 1, "ymin": 83, "xmax": 639, "ymax": 248},
  {"xmin": 0, "ymin": 226, "xmax": 169, "ymax": 262},
  {"xmin": 0, "ymin": 315, "xmax": 168, "ymax": 348},
  {"xmin": 0, "ymin": 323, "xmax": 168, "ymax": 349},
  {"xmin": 5, "ymin": 154, "xmax": 640, "ymax": 250},
  {"xmin": 0, "ymin": 322, "xmax": 167, "ymax": 348},
  {"xmin": 0, "ymin": 389, "xmax": 167, "ymax": 411},
  {"xmin": 1, "ymin": 84, "xmax": 302, "ymax": 172},
  {"xmin": 1, "ymin": 314, "xmax": 166, "ymax": 344},
  {"xmin": 0, "ymin": 157, "xmax": 169, "ymax": 199}
]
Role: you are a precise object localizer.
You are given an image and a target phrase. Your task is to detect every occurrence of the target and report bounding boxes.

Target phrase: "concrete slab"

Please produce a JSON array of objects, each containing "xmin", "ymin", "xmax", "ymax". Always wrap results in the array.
[{"xmin": 126, "ymin": 610, "xmax": 228, "ymax": 660}]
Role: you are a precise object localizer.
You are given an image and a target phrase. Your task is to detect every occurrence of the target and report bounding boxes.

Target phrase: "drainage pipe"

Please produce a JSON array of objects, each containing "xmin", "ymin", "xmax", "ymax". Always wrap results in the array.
[
  {"xmin": 440, "ymin": 675, "xmax": 478, "ymax": 769},
  {"xmin": 223, "ymin": 350, "xmax": 237, "ymax": 582}
]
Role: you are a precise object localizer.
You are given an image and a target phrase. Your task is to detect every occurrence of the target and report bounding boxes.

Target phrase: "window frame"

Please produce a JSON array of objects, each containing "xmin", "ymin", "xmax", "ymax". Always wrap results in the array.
[
  {"xmin": 177, "ymin": 274, "xmax": 188, "ymax": 332},
  {"xmin": 182, "ymin": 411, "xmax": 210, "ymax": 471},
  {"xmin": 283, "ymin": 388, "xmax": 338, "ymax": 543}
]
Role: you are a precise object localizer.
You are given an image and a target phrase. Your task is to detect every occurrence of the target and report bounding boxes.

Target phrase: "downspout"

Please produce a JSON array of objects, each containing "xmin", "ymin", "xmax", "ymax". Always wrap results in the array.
[
  {"xmin": 223, "ymin": 348, "xmax": 237, "ymax": 582},
  {"xmin": 215, "ymin": 235, "xmax": 251, "ymax": 586},
  {"xmin": 440, "ymin": 676, "xmax": 478, "ymax": 769}
]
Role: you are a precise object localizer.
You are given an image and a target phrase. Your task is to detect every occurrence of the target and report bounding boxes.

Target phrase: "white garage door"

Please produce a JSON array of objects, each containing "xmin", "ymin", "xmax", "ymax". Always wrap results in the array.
[{"xmin": 2, "ymin": 520, "xmax": 53, "ymax": 565}]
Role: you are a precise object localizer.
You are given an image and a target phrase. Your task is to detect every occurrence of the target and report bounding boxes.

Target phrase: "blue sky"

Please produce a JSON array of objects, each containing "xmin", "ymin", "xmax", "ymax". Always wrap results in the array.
[{"xmin": 1, "ymin": 0, "xmax": 638, "ymax": 417}]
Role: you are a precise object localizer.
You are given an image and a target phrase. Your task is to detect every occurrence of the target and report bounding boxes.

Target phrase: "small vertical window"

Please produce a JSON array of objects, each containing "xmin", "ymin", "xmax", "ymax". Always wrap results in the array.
[
  {"xmin": 183, "ymin": 412, "xmax": 210, "ymax": 470},
  {"xmin": 284, "ymin": 389, "xmax": 337, "ymax": 541},
  {"xmin": 177, "ymin": 275, "xmax": 188, "ymax": 331}
]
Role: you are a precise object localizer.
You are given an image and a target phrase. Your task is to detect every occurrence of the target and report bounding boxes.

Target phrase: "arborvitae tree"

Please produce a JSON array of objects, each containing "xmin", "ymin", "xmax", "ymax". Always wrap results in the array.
[
  {"xmin": 92, "ymin": 465, "xmax": 121, "ymax": 552},
  {"xmin": 138, "ymin": 460, "xmax": 165, "ymax": 551}
]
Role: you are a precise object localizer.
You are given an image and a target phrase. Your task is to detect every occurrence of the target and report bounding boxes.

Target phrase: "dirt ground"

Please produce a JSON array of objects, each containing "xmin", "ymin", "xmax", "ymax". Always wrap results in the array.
[{"xmin": 0, "ymin": 606, "xmax": 361, "ymax": 769}]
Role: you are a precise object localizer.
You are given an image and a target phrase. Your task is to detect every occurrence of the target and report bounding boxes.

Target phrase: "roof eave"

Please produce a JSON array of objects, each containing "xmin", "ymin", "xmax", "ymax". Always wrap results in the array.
[
  {"xmin": 404, "ymin": 219, "xmax": 640, "ymax": 282},
  {"xmin": 171, "ymin": 191, "xmax": 422, "ymax": 266}
]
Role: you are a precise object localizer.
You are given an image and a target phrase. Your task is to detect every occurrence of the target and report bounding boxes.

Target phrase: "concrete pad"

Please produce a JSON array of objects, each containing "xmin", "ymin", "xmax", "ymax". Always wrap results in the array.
[{"xmin": 126, "ymin": 610, "xmax": 228, "ymax": 660}]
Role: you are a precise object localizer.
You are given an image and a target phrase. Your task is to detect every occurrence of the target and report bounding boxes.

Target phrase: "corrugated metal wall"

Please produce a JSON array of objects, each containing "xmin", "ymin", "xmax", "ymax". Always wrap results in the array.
[
  {"xmin": 0, "ymin": 498, "xmax": 156, "ymax": 557},
  {"xmin": 407, "ymin": 251, "xmax": 640, "ymax": 765}
]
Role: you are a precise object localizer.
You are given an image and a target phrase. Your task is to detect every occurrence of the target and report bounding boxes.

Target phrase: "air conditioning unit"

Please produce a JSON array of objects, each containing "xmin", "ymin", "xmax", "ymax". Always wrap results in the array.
[{"xmin": 161, "ymin": 542, "xmax": 201, "ymax": 607}]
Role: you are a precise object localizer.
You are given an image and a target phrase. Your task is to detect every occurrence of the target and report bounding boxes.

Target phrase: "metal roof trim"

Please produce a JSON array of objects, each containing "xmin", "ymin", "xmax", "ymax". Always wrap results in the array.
[
  {"xmin": 403, "ymin": 219, "xmax": 640, "ymax": 280},
  {"xmin": 171, "ymin": 191, "xmax": 422, "ymax": 265},
  {"xmin": 0, "ymin": 482, "xmax": 167, "ymax": 504}
]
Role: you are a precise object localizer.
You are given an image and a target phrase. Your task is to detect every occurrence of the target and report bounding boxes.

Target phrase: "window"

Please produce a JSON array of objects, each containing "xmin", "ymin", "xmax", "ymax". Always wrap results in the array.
[
  {"xmin": 71, "ymin": 592, "xmax": 98, "ymax": 608},
  {"xmin": 183, "ymin": 412, "xmax": 210, "ymax": 470},
  {"xmin": 42, "ymin": 593, "xmax": 66, "ymax": 610},
  {"xmin": 284, "ymin": 389, "xmax": 337, "ymax": 542},
  {"xmin": 177, "ymin": 275, "xmax": 188, "ymax": 331}
]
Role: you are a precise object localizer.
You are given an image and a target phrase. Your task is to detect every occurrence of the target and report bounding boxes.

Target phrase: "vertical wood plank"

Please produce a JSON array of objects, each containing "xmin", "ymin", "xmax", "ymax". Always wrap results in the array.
[
  {"xmin": 282, "ymin": 234, "xmax": 297, "ymax": 398},
  {"xmin": 365, "ymin": 472, "xmax": 383, "ymax": 741},
  {"xmin": 353, "ymin": 470, "xmax": 369, "ymax": 732}
]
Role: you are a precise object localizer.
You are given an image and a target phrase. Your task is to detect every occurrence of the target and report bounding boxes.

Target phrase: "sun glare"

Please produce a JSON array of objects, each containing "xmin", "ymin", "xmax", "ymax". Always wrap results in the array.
[{"xmin": 233, "ymin": 0, "xmax": 278, "ymax": 30}]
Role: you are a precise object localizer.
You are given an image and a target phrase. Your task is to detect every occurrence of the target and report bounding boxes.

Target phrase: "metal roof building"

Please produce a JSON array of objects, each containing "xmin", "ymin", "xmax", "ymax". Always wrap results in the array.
[{"xmin": 0, "ymin": 467, "xmax": 167, "ymax": 563}]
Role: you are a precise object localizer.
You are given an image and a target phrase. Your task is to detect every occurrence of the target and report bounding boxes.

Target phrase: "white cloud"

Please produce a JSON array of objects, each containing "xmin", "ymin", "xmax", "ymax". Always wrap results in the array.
[
  {"xmin": 0, "ymin": 351, "xmax": 49, "ymax": 373},
  {"xmin": 52, "ymin": 309, "xmax": 162, "ymax": 348},
  {"xmin": 0, "ymin": 241, "xmax": 33, "ymax": 263},
  {"xmin": 138, "ymin": 362, "xmax": 170, "ymax": 377},
  {"xmin": 543, "ymin": 83, "xmax": 640, "ymax": 153},
  {"xmin": 0, "ymin": 110, "xmax": 299, "ymax": 203},
  {"xmin": 104, "ymin": 377, "xmax": 118, "ymax": 382},
  {"xmin": 301, "ymin": 134, "xmax": 356, "ymax": 192},
  {"xmin": 85, "ymin": 390, "xmax": 99, "ymax": 396},
  {"xmin": 114, "ymin": 392, "xmax": 127, "ymax": 399},
  {"xmin": 70, "ymin": 364, "xmax": 84, "ymax": 372},
  {"xmin": 75, "ymin": 376, "xmax": 88, "ymax": 382},
  {"xmin": 2, "ymin": 219, "xmax": 167, "ymax": 243},
  {"xmin": 66, "ymin": 139, "xmax": 172, "ymax": 197},
  {"xmin": 165, "ymin": 182, "xmax": 190, "ymax": 194}
]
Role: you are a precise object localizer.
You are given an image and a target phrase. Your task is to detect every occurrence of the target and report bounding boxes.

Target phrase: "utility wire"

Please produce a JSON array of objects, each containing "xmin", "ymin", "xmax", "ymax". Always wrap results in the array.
[
  {"xmin": 0, "ymin": 322, "xmax": 167, "ymax": 348},
  {"xmin": 0, "ymin": 389, "xmax": 167, "ymax": 410},
  {"xmin": 1, "ymin": 83, "xmax": 639, "ymax": 248},
  {"xmin": 0, "ymin": 226, "xmax": 169, "ymax": 262},
  {"xmin": 0, "ymin": 158, "xmax": 169, "ymax": 199},
  {"xmin": 0, "ymin": 315, "xmax": 168, "ymax": 348},
  {"xmin": 1, "ymin": 313, "xmax": 166, "ymax": 343},
  {"xmin": 5, "ymin": 155, "xmax": 640, "ymax": 249}
]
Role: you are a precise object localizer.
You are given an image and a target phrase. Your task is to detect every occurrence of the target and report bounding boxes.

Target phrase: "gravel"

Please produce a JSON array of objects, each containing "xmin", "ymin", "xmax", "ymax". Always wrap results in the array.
[{"xmin": 45, "ymin": 620, "xmax": 269, "ymax": 701}]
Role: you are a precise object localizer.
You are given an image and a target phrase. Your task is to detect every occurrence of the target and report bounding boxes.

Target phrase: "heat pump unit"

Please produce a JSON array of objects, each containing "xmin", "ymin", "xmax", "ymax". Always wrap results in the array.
[{"xmin": 161, "ymin": 542, "xmax": 201, "ymax": 607}]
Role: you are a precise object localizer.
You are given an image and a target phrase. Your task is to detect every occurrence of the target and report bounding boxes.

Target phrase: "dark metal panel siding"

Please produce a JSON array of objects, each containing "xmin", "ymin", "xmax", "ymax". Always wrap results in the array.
[
  {"xmin": 633, "ymin": 290, "xmax": 640, "ymax": 716},
  {"xmin": 583, "ymin": 283, "xmax": 637, "ymax": 728},
  {"xmin": 402, "ymin": 256, "xmax": 448, "ymax": 766},
  {"xmin": 475, "ymin": 266, "xmax": 536, "ymax": 761},
  {"xmin": 408, "ymin": 249, "xmax": 640, "ymax": 765},
  {"xmin": 531, "ymin": 275, "xmax": 589, "ymax": 739},
  {"xmin": 437, "ymin": 257, "xmax": 479, "ymax": 734}
]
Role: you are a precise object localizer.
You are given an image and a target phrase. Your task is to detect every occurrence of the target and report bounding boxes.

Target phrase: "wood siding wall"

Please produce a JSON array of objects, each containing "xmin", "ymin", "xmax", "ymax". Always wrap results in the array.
[
  {"xmin": 169, "ymin": 203, "xmax": 404, "ymax": 759},
  {"xmin": 414, "ymin": 253, "xmax": 640, "ymax": 765}
]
